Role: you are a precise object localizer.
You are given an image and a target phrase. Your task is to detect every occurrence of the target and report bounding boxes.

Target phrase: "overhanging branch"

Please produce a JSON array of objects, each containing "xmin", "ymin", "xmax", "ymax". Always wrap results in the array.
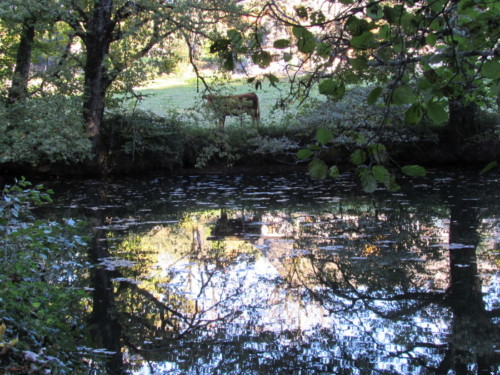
[{"xmin": 368, "ymin": 49, "xmax": 500, "ymax": 67}]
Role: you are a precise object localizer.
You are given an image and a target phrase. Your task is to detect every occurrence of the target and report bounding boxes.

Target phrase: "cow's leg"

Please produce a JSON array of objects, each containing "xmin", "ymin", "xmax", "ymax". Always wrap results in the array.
[
  {"xmin": 252, "ymin": 111, "xmax": 260, "ymax": 127},
  {"xmin": 219, "ymin": 116, "xmax": 225, "ymax": 128}
]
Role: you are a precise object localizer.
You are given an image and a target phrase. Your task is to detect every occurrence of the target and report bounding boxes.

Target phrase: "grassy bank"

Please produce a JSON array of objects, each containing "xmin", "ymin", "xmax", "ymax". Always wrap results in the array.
[{"xmin": 129, "ymin": 76, "xmax": 305, "ymax": 127}]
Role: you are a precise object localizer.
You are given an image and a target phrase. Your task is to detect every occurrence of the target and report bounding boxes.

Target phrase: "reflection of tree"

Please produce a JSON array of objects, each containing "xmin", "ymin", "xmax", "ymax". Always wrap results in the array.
[
  {"xmin": 284, "ymin": 188, "xmax": 499, "ymax": 373},
  {"xmin": 292, "ymin": 200, "xmax": 445, "ymax": 307},
  {"xmin": 87, "ymin": 207, "xmax": 261, "ymax": 372},
  {"xmin": 87, "ymin": 188, "xmax": 126, "ymax": 375},
  {"xmin": 46, "ymin": 174, "xmax": 498, "ymax": 373},
  {"xmin": 437, "ymin": 190, "xmax": 499, "ymax": 374}
]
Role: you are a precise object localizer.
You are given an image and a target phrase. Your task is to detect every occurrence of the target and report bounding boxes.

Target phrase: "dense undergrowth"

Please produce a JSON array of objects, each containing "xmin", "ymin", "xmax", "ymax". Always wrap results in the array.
[{"xmin": 0, "ymin": 87, "xmax": 498, "ymax": 177}]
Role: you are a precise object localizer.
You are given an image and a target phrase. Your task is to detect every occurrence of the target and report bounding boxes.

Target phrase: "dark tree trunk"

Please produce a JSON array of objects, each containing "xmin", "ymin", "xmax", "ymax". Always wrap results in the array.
[
  {"xmin": 445, "ymin": 98, "xmax": 480, "ymax": 157},
  {"xmin": 82, "ymin": 0, "xmax": 115, "ymax": 161},
  {"xmin": 7, "ymin": 18, "xmax": 35, "ymax": 104}
]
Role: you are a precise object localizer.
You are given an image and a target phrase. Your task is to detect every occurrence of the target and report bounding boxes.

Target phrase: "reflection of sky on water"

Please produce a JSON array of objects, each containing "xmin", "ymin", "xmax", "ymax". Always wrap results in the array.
[
  {"xmin": 128, "ymin": 224, "xmax": 469, "ymax": 374},
  {"xmin": 42, "ymin": 170, "xmax": 499, "ymax": 374}
]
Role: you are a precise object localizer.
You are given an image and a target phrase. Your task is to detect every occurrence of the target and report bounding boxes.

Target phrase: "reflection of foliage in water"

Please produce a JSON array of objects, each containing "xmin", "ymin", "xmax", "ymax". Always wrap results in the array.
[
  {"xmin": 97, "ymin": 188, "xmax": 498, "ymax": 373},
  {"xmin": 102, "ymin": 213, "xmax": 262, "ymax": 368},
  {"xmin": 32, "ymin": 171, "xmax": 499, "ymax": 373}
]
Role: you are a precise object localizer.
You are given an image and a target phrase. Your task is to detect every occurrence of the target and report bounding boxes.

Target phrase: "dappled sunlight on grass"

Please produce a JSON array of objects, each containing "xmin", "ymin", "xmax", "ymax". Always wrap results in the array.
[{"xmin": 131, "ymin": 75, "xmax": 298, "ymax": 125}]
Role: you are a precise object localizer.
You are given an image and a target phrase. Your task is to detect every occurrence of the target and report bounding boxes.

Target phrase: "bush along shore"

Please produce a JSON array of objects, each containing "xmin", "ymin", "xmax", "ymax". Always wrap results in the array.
[{"xmin": 1, "ymin": 89, "xmax": 499, "ymax": 179}]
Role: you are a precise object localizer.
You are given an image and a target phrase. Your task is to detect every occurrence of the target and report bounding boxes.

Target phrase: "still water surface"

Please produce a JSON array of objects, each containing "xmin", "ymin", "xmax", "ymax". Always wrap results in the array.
[{"xmin": 45, "ymin": 170, "xmax": 499, "ymax": 374}]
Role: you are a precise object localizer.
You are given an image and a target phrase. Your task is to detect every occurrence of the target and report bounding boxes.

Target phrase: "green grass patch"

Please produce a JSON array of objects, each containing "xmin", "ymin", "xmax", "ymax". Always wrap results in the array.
[{"xmin": 129, "ymin": 77, "xmax": 301, "ymax": 127}]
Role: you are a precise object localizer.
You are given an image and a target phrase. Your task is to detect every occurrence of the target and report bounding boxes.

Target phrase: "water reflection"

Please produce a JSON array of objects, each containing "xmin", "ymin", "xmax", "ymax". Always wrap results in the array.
[{"xmin": 43, "ymin": 171, "xmax": 499, "ymax": 374}]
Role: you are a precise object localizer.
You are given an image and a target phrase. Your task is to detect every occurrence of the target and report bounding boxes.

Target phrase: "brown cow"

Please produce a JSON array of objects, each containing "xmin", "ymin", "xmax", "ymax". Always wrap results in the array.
[{"xmin": 203, "ymin": 92, "xmax": 260, "ymax": 128}]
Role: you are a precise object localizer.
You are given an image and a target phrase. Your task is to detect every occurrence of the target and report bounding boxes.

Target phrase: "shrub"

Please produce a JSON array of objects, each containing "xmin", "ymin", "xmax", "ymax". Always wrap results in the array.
[
  {"xmin": 293, "ymin": 87, "xmax": 430, "ymax": 146},
  {"xmin": 0, "ymin": 96, "xmax": 91, "ymax": 164},
  {"xmin": 103, "ymin": 109, "xmax": 186, "ymax": 165},
  {"xmin": 0, "ymin": 178, "xmax": 89, "ymax": 373}
]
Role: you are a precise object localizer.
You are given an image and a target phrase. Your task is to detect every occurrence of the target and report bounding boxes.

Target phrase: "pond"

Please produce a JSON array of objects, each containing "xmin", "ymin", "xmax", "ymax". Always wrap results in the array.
[{"xmin": 41, "ymin": 169, "xmax": 499, "ymax": 374}]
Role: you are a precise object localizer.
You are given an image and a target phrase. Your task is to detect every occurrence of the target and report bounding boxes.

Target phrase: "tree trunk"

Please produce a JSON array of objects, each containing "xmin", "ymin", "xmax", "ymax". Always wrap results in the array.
[
  {"xmin": 445, "ymin": 98, "xmax": 479, "ymax": 157},
  {"xmin": 82, "ymin": 0, "xmax": 115, "ymax": 162},
  {"xmin": 7, "ymin": 18, "xmax": 35, "ymax": 104}
]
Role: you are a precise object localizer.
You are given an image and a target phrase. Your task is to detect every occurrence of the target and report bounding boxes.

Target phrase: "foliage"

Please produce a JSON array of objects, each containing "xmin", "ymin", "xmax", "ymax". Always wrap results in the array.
[
  {"xmin": 0, "ymin": 178, "xmax": 89, "ymax": 373},
  {"xmin": 0, "ymin": 177, "xmax": 52, "ymax": 226},
  {"xmin": 248, "ymin": 135, "xmax": 299, "ymax": 156},
  {"xmin": 292, "ymin": 87, "xmax": 441, "ymax": 191},
  {"xmin": 0, "ymin": 95, "xmax": 91, "ymax": 164},
  {"xmin": 0, "ymin": 23, "xmax": 17, "ymax": 89},
  {"xmin": 207, "ymin": 0, "xmax": 500, "ymax": 190},
  {"xmin": 194, "ymin": 126, "xmax": 257, "ymax": 168},
  {"xmin": 103, "ymin": 109, "xmax": 185, "ymax": 163}
]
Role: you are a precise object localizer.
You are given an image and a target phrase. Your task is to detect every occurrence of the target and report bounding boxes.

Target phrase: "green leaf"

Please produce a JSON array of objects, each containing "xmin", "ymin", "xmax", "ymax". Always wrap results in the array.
[
  {"xmin": 430, "ymin": 0, "xmax": 447, "ymax": 12},
  {"xmin": 318, "ymin": 78, "xmax": 335, "ymax": 95},
  {"xmin": 316, "ymin": 128, "xmax": 333, "ymax": 145},
  {"xmin": 391, "ymin": 85, "xmax": 416, "ymax": 105},
  {"xmin": 383, "ymin": 6, "xmax": 398, "ymax": 24},
  {"xmin": 273, "ymin": 39, "xmax": 291, "ymax": 49},
  {"xmin": 350, "ymin": 149, "xmax": 367, "ymax": 165},
  {"xmin": 367, "ymin": 86, "xmax": 383, "ymax": 105},
  {"xmin": 297, "ymin": 149, "xmax": 314, "ymax": 160},
  {"xmin": 353, "ymin": 132, "xmax": 366, "ymax": 145},
  {"xmin": 264, "ymin": 73, "xmax": 279, "ymax": 86},
  {"xmin": 385, "ymin": 173, "xmax": 400, "ymax": 192},
  {"xmin": 372, "ymin": 165, "xmax": 390, "ymax": 183},
  {"xmin": 316, "ymin": 42, "xmax": 333, "ymax": 58},
  {"xmin": 480, "ymin": 161, "xmax": 498, "ymax": 175},
  {"xmin": 311, "ymin": 11, "xmax": 326, "ymax": 25},
  {"xmin": 210, "ymin": 39, "xmax": 230, "ymax": 53},
  {"xmin": 329, "ymin": 165, "xmax": 340, "ymax": 178},
  {"xmin": 227, "ymin": 30, "xmax": 242, "ymax": 47},
  {"xmin": 351, "ymin": 55, "xmax": 368, "ymax": 70},
  {"xmin": 405, "ymin": 103, "xmax": 424, "ymax": 124},
  {"xmin": 426, "ymin": 33, "xmax": 437, "ymax": 47},
  {"xmin": 292, "ymin": 26, "xmax": 316, "ymax": 54},
  {"xmin": 378, "ymin": 25, "xmax": 391, "ymax": 41},
  {"xmin": 427, "ymin": 101, "xmax": 448, "ymax": 124},
  {"xmin": 357, "ymin": 167, "xmax": 377, "ymax": 193},
  {"xmin": 367, "ymin": 143, "xmax": 388, "ymax": 163},
  {"xmin": 350, "ymin": 31, "xmax": 376, "ymax": 49},
  {"xmin": 252, "ymin": 51, "xmax": 272, "ymax": 68},
  {"xmin": 482, "ymin": 60, "xmax": 500, "ymax": 80},
  {"xmin": 346, "ymin": 16, "xmax": 370, "ymax": 37},
  {"xmin": 222, "ymin": 54, "xmax": 234, "ymax": 71},
  {"xmin": 295, "ymin": 6, "xmax": 308, "ymax": 20},
  {"xmin": 401, "ymin": 164, "xmax": 426, "ymax": 177},
  {"xmin": 308, "ymin": 158, "xmax": 328, "ymax": 179},
  {"xmin": 318, "ymin": 79, "xmax": 345, "ymax": 99},
  {"xmin": 367, "ymin": 3, "xmax": 383, "ymax": 19}
]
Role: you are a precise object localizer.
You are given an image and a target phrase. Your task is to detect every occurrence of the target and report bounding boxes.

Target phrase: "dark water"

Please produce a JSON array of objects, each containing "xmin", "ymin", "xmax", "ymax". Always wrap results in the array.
[{"xmin": 42, "ymin": 170, "xmax": 499, "ymax": 374}]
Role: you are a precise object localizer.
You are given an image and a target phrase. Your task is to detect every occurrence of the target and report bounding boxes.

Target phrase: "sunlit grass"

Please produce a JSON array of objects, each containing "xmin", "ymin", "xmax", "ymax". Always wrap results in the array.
[{"xmin": 130, "ymin": 75, "xmax": 301, "ymax": 126}]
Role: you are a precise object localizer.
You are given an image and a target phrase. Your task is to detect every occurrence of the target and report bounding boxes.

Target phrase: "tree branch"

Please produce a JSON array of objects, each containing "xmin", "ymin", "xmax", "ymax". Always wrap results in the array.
[{"xmin": 369, "ymin": 49, "xmax": 500, "ymax": 67}]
